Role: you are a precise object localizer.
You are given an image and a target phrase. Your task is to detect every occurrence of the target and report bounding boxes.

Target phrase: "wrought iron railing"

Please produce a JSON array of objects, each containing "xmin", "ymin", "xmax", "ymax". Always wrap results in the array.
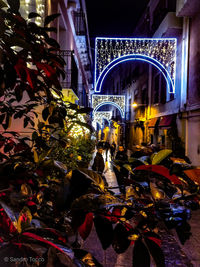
[
  {"xmin": 58, "ymin": 50, "xmax": 78, "ymax": 95},
  {"xmin": 73, "ymin": 10, "xmax": 86, "ymax": 36}
]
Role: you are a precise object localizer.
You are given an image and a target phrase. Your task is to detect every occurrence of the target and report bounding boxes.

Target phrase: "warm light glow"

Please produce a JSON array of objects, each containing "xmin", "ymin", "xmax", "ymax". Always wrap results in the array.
[{"xmin": 132, "ymin": 103, "xmax": 138, "ymax": 108}]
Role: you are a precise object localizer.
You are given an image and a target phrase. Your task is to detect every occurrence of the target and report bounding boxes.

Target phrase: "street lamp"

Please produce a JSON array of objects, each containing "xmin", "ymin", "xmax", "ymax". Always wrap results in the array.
[
  {"xmin": 132, "ymin": 102, "xmax": 147, "ymax": 108},
  {"xmin": 132, "ymin": 102, "xmax": 138, "ymax": 108}
]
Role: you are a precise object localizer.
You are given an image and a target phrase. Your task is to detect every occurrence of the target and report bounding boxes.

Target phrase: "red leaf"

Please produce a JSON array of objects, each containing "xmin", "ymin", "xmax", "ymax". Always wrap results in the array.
[
  {"xmin": 22, "ymin": 232, "xmax": 66, "ymax": 254},
  {"xmin": 0, "ymin": 208, "xmax": 17, "ymax": 235},
  {"xmin": 25, "ymin": 68, "xmax": 35, "ymax": 89},
  {"xmin": 135, "ymin": 165, "xmax": 181, "ymax": 185},
  {"xmin": 78, "ymin": 212, "xmax": 93, "ymax": 240},
  {"xmin": 14, "ymin": 59, "xmax": 26, "ymax": 79},
  {"xmin": 111, "ymin": 207, "xmax": 121, "ymax": 223},
  {"xmin": 36, "ymin": 62, "xmax": 56, "ymax": 78},
  {"xmin": 147, "ymin": 236, "xmax": 161, "ymax": 247}
]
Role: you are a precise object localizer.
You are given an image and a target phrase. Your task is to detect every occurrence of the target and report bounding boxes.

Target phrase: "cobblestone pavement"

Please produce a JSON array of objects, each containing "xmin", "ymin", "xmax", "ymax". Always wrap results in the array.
[{"xmin": 86, "ymin": 150, "xmax": 199, "ymax": 266}]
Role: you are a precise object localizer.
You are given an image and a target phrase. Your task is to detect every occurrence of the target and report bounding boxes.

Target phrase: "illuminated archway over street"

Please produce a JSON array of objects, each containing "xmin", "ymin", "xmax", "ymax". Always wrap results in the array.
[
  {"xmin": 92, "ymin": 111, "xmax": 112, "ymax": 129},
  {"xmin": 95, "ymin": 37, "xmax": 177, "ymax": 93},
  {"xmin": 92, "ymin": 94, "xmax": 125, "ymax": 118}
]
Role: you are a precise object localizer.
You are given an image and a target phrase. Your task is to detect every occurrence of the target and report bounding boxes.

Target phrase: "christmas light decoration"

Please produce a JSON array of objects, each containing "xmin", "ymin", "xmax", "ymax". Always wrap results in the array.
[
  {"xmin": 92, "ymin": 111, "xmax": 112, "ymax": 129},
  {"xmin": 65, "ymin": 109, "xmax": 90, "ymax": 138},
  {"xmin": 20, "ymin": 0, "xmax": 45, "ymax": 26},
  {"xmin": 92, "ymin": 95, "xmax": 125, "ymax": 118},
  {"xmin": 94, "ymin": 38, "xmax": 177, "ymax": 93}
]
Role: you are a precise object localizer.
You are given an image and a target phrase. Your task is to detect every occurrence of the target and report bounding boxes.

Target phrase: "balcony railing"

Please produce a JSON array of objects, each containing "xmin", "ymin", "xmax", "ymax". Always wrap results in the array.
[
  {"xmin": 152, "ymin": 0, "xmax": 176, "ymax": 33},
  {"xmin": 74, "ymin": 10, "xmax": 86, "ymax": 36},
  {"xmin": 58, "ymin": 50, "xmax": 78, "ymax": 95}
]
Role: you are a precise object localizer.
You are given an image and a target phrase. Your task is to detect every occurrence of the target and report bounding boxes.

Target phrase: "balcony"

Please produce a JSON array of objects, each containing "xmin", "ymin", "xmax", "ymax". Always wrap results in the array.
[
  {"xmin": 153, "ymin": 12, "xmax": 182, "ymax": 37},
  {"xmin": 176, "ymin": 0, "xmax": 200, "ymax": 17},
  {"xmin": 74, "ymin": 10, "xmax": 86, "ymax": 36},
  {"xmin": 58, "ymin": 50, "xmax": 78, "ymax": 97},
  {"xmin": 151, "ymin": 0, "xmax": 176, "ymax": 34}
]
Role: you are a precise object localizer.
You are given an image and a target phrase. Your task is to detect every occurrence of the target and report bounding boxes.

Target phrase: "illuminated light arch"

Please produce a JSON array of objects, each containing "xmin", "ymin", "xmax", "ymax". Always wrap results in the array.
[
  {"xmin": 93, "ymin": 111, "xmax": 112, "ymax": 129},
  {"xmin": 92, "ymin": 95, "xmax": 125, "ymax": 118},
  {"xmin": 95, "ymin": 38, "xmax": 177, "ymax": 93}
]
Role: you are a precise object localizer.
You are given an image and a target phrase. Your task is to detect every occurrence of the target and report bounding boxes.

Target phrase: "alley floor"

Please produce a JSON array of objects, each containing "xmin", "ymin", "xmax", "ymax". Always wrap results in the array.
[{"xmin": 83, "ymin": 150, "xmax": 200, "ymax": 266}]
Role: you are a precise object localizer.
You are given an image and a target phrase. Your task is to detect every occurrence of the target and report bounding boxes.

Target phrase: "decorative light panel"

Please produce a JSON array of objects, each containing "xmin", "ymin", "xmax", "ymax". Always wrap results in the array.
[
  {"xmin": 92, "ymin": 95, "xmax": 125, "ymax": 118},
  {"xmin": 95, "ymin": 37, "xmax": 177, "ymax": 93},
  {"xmin": 92, "ymin": 111, "xmax": 112, "ymax": 129}
]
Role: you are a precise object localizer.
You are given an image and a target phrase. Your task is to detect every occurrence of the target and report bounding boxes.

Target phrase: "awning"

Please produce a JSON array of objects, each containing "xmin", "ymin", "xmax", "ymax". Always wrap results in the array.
[
  {"xmin": 148, "ymin": 117, "xmax": 158, "ymax": 128},
  {"xmin": 158, "ymin": 114, "xmax": 176, "ymax": 128}
]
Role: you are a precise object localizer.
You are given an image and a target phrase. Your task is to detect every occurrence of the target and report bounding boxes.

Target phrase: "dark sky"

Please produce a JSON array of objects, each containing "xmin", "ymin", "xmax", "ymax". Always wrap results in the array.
[{"xmin": 85, "ymin": 0, "xmax": 149, "ymax": 39}]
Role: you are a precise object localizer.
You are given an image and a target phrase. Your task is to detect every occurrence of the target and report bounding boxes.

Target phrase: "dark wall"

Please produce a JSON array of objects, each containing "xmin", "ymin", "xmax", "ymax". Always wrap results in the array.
[{"xmin": 188, "ymin": 13, "xmax": 200, "ymax": 106}]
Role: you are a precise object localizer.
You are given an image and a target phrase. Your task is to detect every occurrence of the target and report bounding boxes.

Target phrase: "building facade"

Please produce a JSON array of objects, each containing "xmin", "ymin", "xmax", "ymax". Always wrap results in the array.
[
  {"xmin": 124, "ymin": 0, "xmax": 200, "ymax": 166},
  {"xmin": 20, "ymin": 0, "xmax": 93, "ymax": 106}
]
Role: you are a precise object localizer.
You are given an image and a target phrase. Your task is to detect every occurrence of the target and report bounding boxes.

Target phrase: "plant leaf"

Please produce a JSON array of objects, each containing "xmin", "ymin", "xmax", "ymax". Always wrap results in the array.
[
  {"xmin": 28, "ymin": 12, "xmax": 41, "ymax": 19},
  {"xmin": 42, "ymin": 107, "xmax": 50, "ymax": 121},
  {"xmin": 152, "ymin": 149, "xmax": 172, "ymax": 165},
  {"xmin": 17, "ymin": 206, "xmax": 32, "ymax": 233},
  {"xmin": 94, "ymin": 214, "xmax": 113, "ymax": 250},
  {"xmin": 0, "ymin": 0, "xmax": 7, "ymax": 9},
  {"xmin": 112, "ymin": 223, "xmax": 131, "ymax": 254},
  {"xmin": 44, "ymin": 13, "xmax": 60, "ymax": 26},
  {"xmin": 144, "ymin": 237, "xmax": 165, "ymax": 267},
  {"xmin": 7, "ymin": 0, "xmax": 20, "ymax": 12},
  {"xmin": 78, "ymin": 212, "xmax": 93, "ymax": 240},
  {"xmin": 132, "ymin": 239, "xmax": 150, "ymax": 267}
]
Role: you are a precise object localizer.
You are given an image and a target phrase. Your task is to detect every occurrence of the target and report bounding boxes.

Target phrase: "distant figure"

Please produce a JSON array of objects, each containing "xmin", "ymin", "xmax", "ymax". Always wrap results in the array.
[
  {"xmin": 110, "ymin": 141, "xmax": 116, "ymax": 160},
  {"xmin": 92, "ymin": 147, "xmax": 105, "ymax": 174},
  {"xmin": 104, "ymin": 141, "xmax": 110, "ymax": 161},
  {"xmin": 92, "ymin": 147, "xmax": 108, "ymax": 186},
  {"xmin": 97, "ymin": 140, "xmax": 104, "ymax": 149},
  {"xmin": 115, "ymin": 145, "xmax": 128, "ymax": 162},
  {"xmin": 131, "ymin": 145, "xmax": 145, "ymax": 158}
]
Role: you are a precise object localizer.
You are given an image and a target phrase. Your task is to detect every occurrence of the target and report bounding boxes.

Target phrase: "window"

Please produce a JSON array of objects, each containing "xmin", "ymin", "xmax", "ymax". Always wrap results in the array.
[
  {"xmin": 71, "ymin": 54, "xmax": 78, "ymax": 95},
  {"xmin": 152, "ymin": 72, "xmax": 166, "ymax": 105}
]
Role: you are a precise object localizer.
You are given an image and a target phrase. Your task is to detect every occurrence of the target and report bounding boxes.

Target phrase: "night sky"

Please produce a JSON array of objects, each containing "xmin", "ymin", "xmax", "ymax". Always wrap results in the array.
[
  {"xmin": 85, "ymin": 0, "xmax": 149, "ymax": 39},
  {"xmin": 85, "ymin": 0, "xmax": 149, "ymax": 60}
]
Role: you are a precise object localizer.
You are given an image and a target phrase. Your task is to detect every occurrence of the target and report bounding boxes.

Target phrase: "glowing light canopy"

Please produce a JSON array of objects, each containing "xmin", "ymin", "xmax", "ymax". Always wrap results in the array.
[
  {"xmin": 95, "ymin": 37, "xmax": 177, "ymax": 93},
  {"xmin": 92, "ymin": 95, "xmax": 125, "ymax": 118}
]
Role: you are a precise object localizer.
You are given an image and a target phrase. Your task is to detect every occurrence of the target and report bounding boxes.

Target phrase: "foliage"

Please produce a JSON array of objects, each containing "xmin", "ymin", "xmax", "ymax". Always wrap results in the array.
[{"xmin": 0, "ymin": 1, "xmax": 199, "ymax": 267}]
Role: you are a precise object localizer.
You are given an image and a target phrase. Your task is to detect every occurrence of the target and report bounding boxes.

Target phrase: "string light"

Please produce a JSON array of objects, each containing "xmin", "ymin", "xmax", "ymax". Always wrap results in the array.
[
  {"xmin": 92, "ymin": 111, "xmax": 112, "ymax": 129},
  {"xmin": 65, "ymin": 110, "xmax": 90, "ymax": 138},
  {"xmin": 92, "ymin": 95, "xmax": 125, "ymax": 118},
  {"xmin": 94, "ymin": 38, "xmax": 177, "ymax": 93},
  {"xmin": 21, "ymin": 0, "xmax": 45, "ymax": 26}
]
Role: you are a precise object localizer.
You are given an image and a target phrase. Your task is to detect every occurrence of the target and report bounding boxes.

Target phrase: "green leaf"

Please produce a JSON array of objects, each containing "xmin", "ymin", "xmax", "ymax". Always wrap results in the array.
[
  {"xmin": 44, "ymin": 13, "xmax": 60, "ymax": 26},
  {"xmin": 94, "ymin": 215, "xmax": 113, "ymax": 250},
  {"xmin": 112, "ymin": 223, "xmax": 131, "ymax": 254},
  {"xmin": 152, "ymin": 149, "xmax": 172, "ymax": 165},
  {"xmin": 23, "ymin": 117, "xmax": 29, "ymax": 128},
  {"xmin": 76, "ymin": 107, "xmax": 93, "ymax": 114},
  {"xmin": 133, "ymin": 239, "xmax": 150, "ymax": 267},
  {"xmin": 0, "ymin": 113, "xmax": 5, "ymax": 124},
  {"xmin": 0, "ymin": 0, "xmax": 7, "ymax": 9},
  {"xmin": 144, "ymin": 237, "xmax": 165, "ymax": 267},
  {"xmin": 17, "ymin": 206, "xmax": 32, "ymax": 233},
  {"xmin": 32, "ymin": 131, "xmax": 38, "ymax": 140},
  {"xmin": 43, "ymin": 27, "xmax": 57, "ymax": 33},
  {"xmin": 15, "ymin": 85, "xmax": 23, "ymax": 102},
  {"xmin": 28, "ymin": 12, "xmax": 41, "ymax": 19},
  {"xmin": 42, "ymin": 107, "xmax": 50, "ymax": 121},
  {"xmin": 7, "ymin": 0, "xmax": 20, "ymax": 13},
  {"xmin": 46, "ymin": 37, "xmax": 60, "ymax": 49}
]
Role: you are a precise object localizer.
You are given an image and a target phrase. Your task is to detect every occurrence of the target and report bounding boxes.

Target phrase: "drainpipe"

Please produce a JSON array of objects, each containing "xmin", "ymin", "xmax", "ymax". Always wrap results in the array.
[
  {"xmin": 180, "ymin": 18, "xmax": 190, "ymax": 155},
  {"xmin": 180, "ymin": 17, "xmax": 190, "ymax": 110}
]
